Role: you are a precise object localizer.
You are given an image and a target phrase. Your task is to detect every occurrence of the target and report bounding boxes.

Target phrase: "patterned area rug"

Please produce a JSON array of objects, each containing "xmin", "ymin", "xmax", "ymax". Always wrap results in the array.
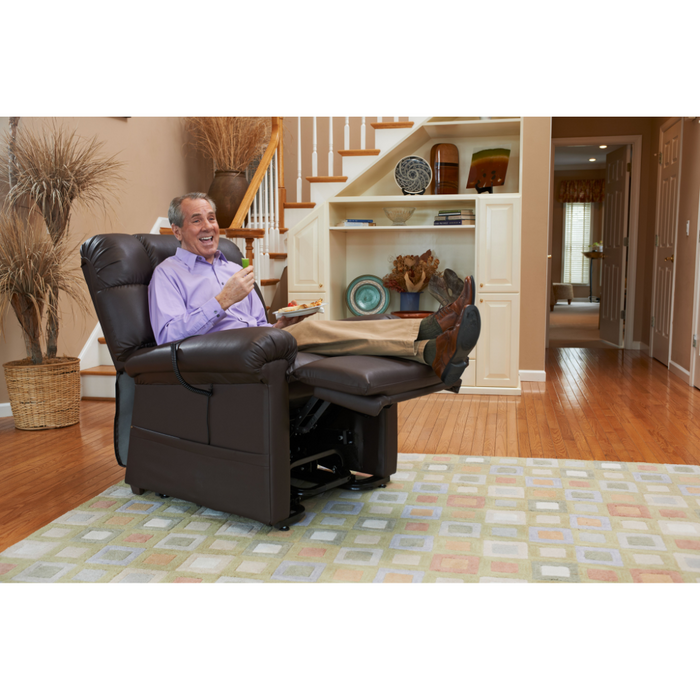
[{"xmin": 2, "ymin": 454, "xmax": 700, "ymax": 583}]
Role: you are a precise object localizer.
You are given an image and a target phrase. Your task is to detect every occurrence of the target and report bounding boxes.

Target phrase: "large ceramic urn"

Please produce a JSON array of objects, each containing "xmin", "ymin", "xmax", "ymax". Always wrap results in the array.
[{"xmin": 207, "ymin": 171, "xmax": 249, "ymax": 229}]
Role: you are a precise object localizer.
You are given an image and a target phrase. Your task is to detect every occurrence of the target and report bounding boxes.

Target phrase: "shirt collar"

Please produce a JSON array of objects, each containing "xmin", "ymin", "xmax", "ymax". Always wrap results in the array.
[{"xmin": 175, "ymin": 246, "xmax": 228, "ymax": 270}]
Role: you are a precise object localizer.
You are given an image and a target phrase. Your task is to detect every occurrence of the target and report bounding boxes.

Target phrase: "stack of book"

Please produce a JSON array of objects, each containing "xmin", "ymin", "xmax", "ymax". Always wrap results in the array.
[
  {"xmin": 337, "ymin": 219, "xmax": 376, "ymax": 227},
  {"xmin": 433, "ymin": 209, "xmax": 476, "ymax": 226}
]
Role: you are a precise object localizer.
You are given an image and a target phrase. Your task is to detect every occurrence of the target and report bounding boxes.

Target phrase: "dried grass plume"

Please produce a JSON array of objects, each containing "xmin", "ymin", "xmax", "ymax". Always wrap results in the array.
[
  {"xmin": 0, "ymin": 205, "xmax": 88, "ymax": 364},
  {"xmin": 2, "ymin": 120, "xmax": 125, "ymax": 245},
  {"xmin": 185, "ymin": 117, "xmax": 271, "ymax": 172}
]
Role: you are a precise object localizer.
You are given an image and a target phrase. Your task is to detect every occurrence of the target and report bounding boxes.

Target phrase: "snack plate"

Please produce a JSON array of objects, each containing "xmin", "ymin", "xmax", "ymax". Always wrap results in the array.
[{"xmin": 274, "ymin": 304, "xmax": 326, "ymax": 319}]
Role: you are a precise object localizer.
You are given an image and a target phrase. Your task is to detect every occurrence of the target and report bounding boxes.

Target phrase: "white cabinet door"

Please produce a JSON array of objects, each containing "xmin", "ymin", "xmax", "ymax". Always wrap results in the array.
[
  {"xmin": 475, "ymin": 293, "xmax": 520, "ymax": 388},
  {"xmin": 477, "ymin": 196, "xmax": 521, "ymax": 293},
  {"xmin": 287, "ymin": 207, "xmax": 327, "ymax": 293}
]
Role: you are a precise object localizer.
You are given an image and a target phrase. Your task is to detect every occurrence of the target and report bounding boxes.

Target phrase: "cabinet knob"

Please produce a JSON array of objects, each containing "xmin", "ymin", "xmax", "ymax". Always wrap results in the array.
[
  {"xmin": 480, "ymin": 299, "xmax": 483, "ymax": 304},
  {"xmin": 480, "ymin": 283, "xmax": 483, "ymax": 288},
  {"xmin": 319, "ymin": 284, "xmax": 323, "ymax": 288}
]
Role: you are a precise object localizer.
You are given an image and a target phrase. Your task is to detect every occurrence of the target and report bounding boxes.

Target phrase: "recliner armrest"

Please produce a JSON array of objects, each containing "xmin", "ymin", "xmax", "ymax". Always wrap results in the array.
[{"xmin": 125, "ymin": 327, "xmax": 298, "ymax": 384}]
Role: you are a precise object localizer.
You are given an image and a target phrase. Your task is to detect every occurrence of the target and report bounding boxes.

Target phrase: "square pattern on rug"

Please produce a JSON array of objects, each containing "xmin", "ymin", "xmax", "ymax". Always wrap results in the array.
[{"xmin": 2, "ymin": 455, "xmax": 700, "ymax": 583}]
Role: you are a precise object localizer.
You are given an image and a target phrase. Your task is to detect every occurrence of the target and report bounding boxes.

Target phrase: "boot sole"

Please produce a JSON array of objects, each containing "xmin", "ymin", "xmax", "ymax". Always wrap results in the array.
[{"xmin": 439, "ymin": 306, "xmax": 481, "ymax": 386}]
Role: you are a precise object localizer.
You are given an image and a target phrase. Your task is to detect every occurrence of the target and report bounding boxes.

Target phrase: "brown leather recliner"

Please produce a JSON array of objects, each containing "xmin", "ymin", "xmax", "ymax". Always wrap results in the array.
[{"xmin": 80, "ymin": 234, "xmax": 462, "ymax": 529}]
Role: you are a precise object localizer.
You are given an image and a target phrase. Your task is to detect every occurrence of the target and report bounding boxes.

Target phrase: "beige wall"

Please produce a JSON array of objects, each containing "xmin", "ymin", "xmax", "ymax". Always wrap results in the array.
[
  {"xmin": 0, "ymin": 117, "xmax": 211, "ymax": 404},
  {"xmin": 520, "ymin": 117, "xmax": 552, "ymax": 372},
  {"xmin": 551, "ymin": 168, "xmax": 605, "ymax": 296}
]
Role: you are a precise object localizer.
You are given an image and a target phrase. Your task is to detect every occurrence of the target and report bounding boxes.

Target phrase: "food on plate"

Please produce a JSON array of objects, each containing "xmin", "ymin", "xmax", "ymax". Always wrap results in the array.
[{"xmin": 275, "ymin": 299, "xmax": 323, "ymax": 314}]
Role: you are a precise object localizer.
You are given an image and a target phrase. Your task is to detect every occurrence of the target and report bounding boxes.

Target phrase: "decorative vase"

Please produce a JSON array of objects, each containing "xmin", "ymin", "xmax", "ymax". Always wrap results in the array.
[
  {"xmin": 3, "ymin": 357, "xmax": 81, "ymax": 430},
  {"xmin": 430, "ymin": 143, "xmax": 460, "ymax": 195},
  {"xmin": 207, "ymin": 171, "xmax": 249, "ymax": 229},
  {"xmin": 400, "ymin": 292, "xmax": 422, "ymax": 312}
]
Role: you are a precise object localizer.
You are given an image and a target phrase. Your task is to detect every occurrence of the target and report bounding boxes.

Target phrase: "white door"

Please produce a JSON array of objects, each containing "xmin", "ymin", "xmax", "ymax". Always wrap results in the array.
[
  {"xmin": 652, "ymin": 118, "xmax": 682, "ymax": 366},
  {"xmin": 600, "ymin": 145, "xmax": 630, "ymax": 346}
]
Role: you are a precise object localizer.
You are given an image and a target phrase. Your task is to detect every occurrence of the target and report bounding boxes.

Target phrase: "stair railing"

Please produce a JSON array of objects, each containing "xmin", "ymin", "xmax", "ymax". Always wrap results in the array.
[{"xmin": 226, "ymin": 117, "xmax": 285, "ymax": 288}]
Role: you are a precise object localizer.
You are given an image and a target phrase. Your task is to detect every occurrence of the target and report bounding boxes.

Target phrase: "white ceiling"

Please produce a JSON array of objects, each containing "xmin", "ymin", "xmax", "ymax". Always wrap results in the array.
[{"xmin": 554, "ymin": 144, "xmax": 624, "ymax": 171}]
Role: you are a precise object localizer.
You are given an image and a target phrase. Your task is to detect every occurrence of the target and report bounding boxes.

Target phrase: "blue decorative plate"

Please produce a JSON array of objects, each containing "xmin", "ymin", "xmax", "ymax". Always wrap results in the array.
[
  {"xmin": 346, "ymin": 275, "xmax": 390, "ymax": 316},
  {"xmin": 394, "ymin": 155, "xmax": 433, "ymax": 194}
]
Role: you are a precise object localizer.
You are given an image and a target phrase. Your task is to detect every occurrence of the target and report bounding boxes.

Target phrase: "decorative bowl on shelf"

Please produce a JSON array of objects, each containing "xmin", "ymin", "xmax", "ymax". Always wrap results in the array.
[
  {"xmin": 394, "ymin": 155, "xmax": 432, "ymax": 195},
  {"xmin": 383, "ymin": 207, "xmax": 415, "ymax": 225}
]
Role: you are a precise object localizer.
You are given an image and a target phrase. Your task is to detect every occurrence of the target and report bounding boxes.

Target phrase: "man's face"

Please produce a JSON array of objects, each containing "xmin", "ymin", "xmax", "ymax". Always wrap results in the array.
[{"xmin": 172, "ymin": 198, "xmax": 220, "ymax": 263}]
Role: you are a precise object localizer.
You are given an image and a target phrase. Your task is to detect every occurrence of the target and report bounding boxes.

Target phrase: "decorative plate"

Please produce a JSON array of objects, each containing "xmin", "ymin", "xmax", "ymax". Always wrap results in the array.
[
  {"xmin": 346, "ymin": 275, "xmax": 390, "ymax": 316},
  {"xmin": 394, "ymin": 155, "xmax": 433, "ymax": 194}
]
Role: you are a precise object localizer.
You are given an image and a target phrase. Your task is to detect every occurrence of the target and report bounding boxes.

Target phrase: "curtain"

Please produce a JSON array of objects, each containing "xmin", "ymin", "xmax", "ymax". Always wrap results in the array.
[
  {"xmin": 562, "ymin": 202, "xmax": 592, "ymax": 285},
  {"xmin": 559, "ymin": 179, "xmax": 605, "ymax": 203}
]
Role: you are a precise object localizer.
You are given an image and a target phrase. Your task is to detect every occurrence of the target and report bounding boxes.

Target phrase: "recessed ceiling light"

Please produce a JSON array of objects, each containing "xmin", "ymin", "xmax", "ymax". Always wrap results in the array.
[
  {"xmin": 599, "ymin": 145, "xmax": 607, "ymax": 149},
  {"xmin": 589, "ymin": 158, "xmax": 597, "ymax": 162}
]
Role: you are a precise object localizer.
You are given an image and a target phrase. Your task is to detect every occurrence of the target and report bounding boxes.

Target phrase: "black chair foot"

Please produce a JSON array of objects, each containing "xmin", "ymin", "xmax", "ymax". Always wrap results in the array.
[
  {"xmin": 273, "ymin": 504, "xmax": 306, "ymax": 530},
  {"xmin": 156, "ymin": 493, "xmax": 168, "ymax": 499},
  {"xmin": 342, "ymin": 474, "xmax": 390, "ymax": 491}
]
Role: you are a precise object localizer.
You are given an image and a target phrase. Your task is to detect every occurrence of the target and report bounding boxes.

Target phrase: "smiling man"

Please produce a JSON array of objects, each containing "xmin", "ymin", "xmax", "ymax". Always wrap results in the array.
[{"xmin": 148, "ymin": 193, "xmax": 481, "ymax": 386}]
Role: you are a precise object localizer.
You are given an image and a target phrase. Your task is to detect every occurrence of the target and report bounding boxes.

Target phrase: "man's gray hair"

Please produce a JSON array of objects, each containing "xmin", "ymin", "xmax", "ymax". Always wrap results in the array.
[{"xmin": 168, "ymin": 193, "xmax": 217, "ymax": 228}]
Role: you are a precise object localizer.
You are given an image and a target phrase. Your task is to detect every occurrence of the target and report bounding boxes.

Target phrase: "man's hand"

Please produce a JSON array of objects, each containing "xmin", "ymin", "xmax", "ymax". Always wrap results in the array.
[{"xmin": 216, "ymin": 266, "xmax": 255, "ymax": 310}]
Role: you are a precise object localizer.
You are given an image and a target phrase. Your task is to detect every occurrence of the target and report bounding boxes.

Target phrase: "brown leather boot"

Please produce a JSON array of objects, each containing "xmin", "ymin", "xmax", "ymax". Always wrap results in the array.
[
  {"xmin": 432, "ymin": 305, "xmax": 481, "ymax": 386},
  {"xmin": 431, "ymin": 275, "xmax": 475, "ymax": 333}
]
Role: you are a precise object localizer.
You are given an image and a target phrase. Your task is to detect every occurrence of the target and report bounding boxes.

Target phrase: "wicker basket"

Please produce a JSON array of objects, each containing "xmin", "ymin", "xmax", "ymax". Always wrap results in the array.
[{"xmin": 3, "ymin": 357, "xmax": 81, "ymax": 430}]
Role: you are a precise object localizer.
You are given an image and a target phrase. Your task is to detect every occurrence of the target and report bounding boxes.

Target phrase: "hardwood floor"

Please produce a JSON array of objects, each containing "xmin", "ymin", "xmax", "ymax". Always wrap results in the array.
[{"xmin": 2, "ymin": 348, "xmax": 700, "ymax": 552}]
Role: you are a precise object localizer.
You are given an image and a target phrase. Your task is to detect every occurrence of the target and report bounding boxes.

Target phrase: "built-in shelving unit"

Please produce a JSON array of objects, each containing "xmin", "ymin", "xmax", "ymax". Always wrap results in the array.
[{"xmin": 287, "ymin": 117, "xmax": 523, "ymax": 394}]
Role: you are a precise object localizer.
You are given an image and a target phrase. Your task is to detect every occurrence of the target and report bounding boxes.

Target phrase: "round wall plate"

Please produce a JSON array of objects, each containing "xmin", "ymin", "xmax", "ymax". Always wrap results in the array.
[
  {"xmin": 346, "ymin": 275, "xmax": 390, "ymax": 316},
  {"xmin": 394, "ymin": 155, "xmax": 433, "ymax": 194}
]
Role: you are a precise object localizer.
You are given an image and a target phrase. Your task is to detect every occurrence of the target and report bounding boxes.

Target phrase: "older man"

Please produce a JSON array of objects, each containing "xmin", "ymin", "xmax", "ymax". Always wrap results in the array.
[{"xmin": 148, "ymin": 193, "xmax": 480, "ymax": 386}]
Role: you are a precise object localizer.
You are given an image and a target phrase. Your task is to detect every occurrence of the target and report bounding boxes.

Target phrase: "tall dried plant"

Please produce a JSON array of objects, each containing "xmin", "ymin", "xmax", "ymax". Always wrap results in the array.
[
  {"xmin": 0, "ymin": 205, "xmax": 88, "ymax": 365},
  {"xmin": 1, "ymin": 119, "xmax": 124, "ymax": 359},
  {"xmin": 185, "ymin": 117, "xmax": 270, "ymax": 172}
]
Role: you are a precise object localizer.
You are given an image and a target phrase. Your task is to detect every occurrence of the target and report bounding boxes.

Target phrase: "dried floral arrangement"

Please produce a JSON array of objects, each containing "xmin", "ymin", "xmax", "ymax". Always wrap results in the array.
[
  {"xmin": 382, "ymin": 249, "xmax": 440, "ymax": 293},
  {"xmin": 185, "ymin": 117, "xmax": 271, "ymax": 172},
  {"xmin": 1, "ymin": 119, "xmax": 123, "ymax": 363},
  {"xmin": 0, "ymin": 205, "xmax": 88, "ymax": 365}
]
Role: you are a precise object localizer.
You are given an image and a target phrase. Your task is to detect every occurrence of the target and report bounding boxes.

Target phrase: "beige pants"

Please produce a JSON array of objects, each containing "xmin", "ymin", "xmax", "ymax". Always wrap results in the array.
[{"xmin": 284, "ymin": 317, "xmax": 429, "ymax": 363}]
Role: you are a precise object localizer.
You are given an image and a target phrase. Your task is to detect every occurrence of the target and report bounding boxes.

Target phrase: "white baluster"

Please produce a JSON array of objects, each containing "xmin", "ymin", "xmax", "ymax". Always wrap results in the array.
[
  {"xmin": 394, "ymin": 117, "xmax": 399, "ymax": 122},
  {"xmin": 361, "ymin": 117, "xmax": 366, "ymax": 150},
  {"xmin": 254, "ymin": 239, "xmax": 261, "ymax": 287},
  {"xmin": 296, "ymin": 117, "xmax": 302, "ymax": 202},
  {"xmin": 328, "ymin": 117, "xmax": 334, "ymax": 177},
  {"xmin": 312, "ymin": 117, "xmax": 318, "ymax": 178},
  {"xmin": 344, "ymin": 118, "xmax": 350, "ymax": 150},
  {"xmin": 377, "ymin": 116, "xmax": 382, "ymax": 123}
]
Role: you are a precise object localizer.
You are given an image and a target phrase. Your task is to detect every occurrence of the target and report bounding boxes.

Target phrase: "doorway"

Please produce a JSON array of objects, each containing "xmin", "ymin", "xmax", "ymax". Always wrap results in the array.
[{"xmin": 547, "ymin": 135, "xmax": 642, "ymax": 350}]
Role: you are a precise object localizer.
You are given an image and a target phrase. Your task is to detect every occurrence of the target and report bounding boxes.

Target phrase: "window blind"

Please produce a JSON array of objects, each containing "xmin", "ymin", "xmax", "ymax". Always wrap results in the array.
[{"xmin": 562, "ymin": 202, "xmax": 592, "ymax": 284}]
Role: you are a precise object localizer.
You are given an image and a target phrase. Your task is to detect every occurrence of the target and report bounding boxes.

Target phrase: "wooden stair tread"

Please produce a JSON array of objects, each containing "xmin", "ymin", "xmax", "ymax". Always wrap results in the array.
[
  {"xmin": 306, "ymin": 176, "xmax": 348, "ymax": 183},
  {"xmin": 284, "ymin": 202, "xmax": 316, "ymax": 209},
  {"xmin": 371, "ymin": 121, "xmax": 414, "ymax": 130},
  {"xmin": 269, "ymin": 253, "xmax": 287, "ymax": 259},
  {"xmin": 337, "ymin": 149, "xmax": 380, "ymax": 157},
  {"xmin": 80, "ymin": 365, "xmax": 116, "ymax": 377},
  {"xmin": 224, "ymin": 228, "xmax": 265, "ymax": 238},
  {"xmin": 98, "ymin": 337, "xmax": 107, "ymax": 344},
  {"xmin": 261, "ymin": 279, "xmax": 280, "ymax": 286}
]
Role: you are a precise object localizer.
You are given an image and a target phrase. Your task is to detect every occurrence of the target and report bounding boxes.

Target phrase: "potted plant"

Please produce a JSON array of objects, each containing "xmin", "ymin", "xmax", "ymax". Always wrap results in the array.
[
  {"xmin": 382, "ymin": 250, "xmax": 440, "ymax": 312},
  {"xmin": 1, "ymin": 119, "xmax": 123, "ymax": 429},
  {"xmin": 185, "ymin": 117, "xmax": 271, "ymax": 229}
]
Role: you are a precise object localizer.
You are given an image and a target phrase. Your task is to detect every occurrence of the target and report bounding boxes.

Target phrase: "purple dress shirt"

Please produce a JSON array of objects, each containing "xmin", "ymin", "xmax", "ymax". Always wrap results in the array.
[{"xmin": 148, "ymin": 247, "xmax": 270, "ymax": 345}]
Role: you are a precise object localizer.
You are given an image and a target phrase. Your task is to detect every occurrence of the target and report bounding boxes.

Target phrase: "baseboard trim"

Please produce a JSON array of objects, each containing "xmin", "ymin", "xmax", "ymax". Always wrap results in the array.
[
  {"xmin": 639, "ymin": 342, "xmax": 650, "ymax": 356},
  {"xmin": 669, "ymin": 360, "xmax": 691, "ymax": 382},
  {"xmin": 0, "ymin": 402, "xmax": 12, "ymax": 418},
  {"xmin": 520, "ymin": 370, "xmax": 546, "ymax": 383}
]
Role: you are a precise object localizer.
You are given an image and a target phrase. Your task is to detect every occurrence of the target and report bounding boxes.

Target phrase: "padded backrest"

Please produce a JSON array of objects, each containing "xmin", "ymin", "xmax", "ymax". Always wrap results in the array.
[{"xmin": 80, "ymin": 233, "xmax": 256, "ymax": 370}]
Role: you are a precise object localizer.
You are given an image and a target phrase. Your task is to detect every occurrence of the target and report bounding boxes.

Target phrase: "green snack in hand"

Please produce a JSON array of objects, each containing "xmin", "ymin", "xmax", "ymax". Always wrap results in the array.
[{"xmin": 241, "ymin": 258, "xmax": 250, "ymax": 268}]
